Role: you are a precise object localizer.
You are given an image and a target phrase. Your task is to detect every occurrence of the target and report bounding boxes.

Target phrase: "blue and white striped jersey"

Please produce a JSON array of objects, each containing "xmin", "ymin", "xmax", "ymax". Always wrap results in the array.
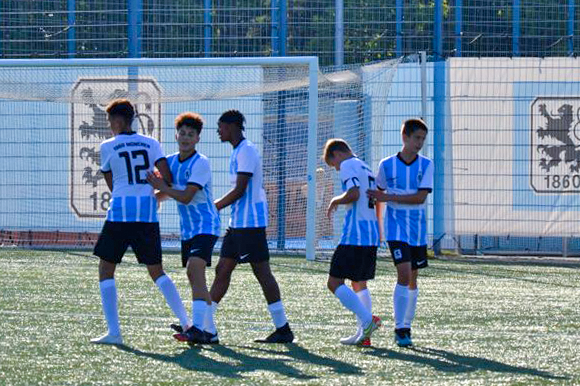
[
  {"xmin": 338, "ymin": 157, "xmax": 380, "ymax": 247},
  {"xmin": 376, "ymin": 153, "xmax": 434, "ymax": 246},
  {"xmin": 99, "ymin": 132, "xmax": 164, "ymax": 223},
  {"xmin": 167, "ymin": 152, "xmax": 221, "ymax": 239},
  {"xmin": 228, "ymin": 139, "xmax": 268, "ymax": 228}
]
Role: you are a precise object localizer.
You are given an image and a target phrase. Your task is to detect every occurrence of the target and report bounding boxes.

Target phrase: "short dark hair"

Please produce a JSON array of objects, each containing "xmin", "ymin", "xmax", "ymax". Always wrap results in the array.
[
  {"xmin": 401, "ymin": 118, "xmax": 428, "ymax": 136},
  {"xmin": 322, "ymin": 138, "xmax": 352, "ymax": 163},
  {"xmin": 106, "ymin": 99, "xmax": 135, "ymax": 124},
  {"xmin": 218, "ymin": 109, "xmax": 245, "ymax": 131},
  {"xmin": 175, "ymin": 112, "xmax": 203, "ymax": 134}
]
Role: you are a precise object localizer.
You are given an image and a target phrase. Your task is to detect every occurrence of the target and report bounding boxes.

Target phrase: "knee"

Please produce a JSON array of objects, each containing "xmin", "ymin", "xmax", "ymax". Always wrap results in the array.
[{"xmin": 214, "ymin": 262, "xmax": 232, "ymax": 280}]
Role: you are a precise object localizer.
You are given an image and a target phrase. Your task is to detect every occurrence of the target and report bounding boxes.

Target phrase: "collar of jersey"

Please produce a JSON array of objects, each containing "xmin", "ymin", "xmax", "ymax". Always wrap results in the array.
[
  {"xmin": 397, "ymin": 152, "xmax": 418, "ymax": 166},
  {"xmin": 118, "ymin": 131, "xmax": 137, "ymax": 136},
  {"xmin": 233, "ymin": 137, "xmax": 246, "ymax": 149},
  {"xmin": 178, "ymin": 150, "xmax": 197, "ymax": 163}
]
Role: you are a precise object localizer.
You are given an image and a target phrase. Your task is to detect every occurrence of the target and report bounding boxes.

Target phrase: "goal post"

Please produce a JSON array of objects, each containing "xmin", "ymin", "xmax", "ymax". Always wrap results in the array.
[{"xmin": 0, "ymin": 56, "xmax": 399, "ymax": 260}]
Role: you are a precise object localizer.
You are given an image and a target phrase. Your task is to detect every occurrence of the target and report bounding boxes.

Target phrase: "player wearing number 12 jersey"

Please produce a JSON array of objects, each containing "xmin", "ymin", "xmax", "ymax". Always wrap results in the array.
[
  {"xmin": 91, "ymin": 99, "xmax": 190, "ymax": 345},
  {"xmin": 324, "ymin": 139, "xmax": 382, "ymax": 347}
]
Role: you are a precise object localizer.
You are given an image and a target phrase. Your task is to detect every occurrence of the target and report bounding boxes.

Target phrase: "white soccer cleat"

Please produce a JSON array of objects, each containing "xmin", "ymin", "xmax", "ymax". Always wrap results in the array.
[
  {"xmin": 340, "ymin": 330, "xmax": 362, "ymax": 345},
  {"xmin": 90, "ymin": 333, "xmax": 123, "ymax": 345}
]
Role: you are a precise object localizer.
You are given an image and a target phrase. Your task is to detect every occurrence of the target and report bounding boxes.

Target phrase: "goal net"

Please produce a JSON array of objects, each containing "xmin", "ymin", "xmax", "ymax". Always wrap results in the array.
[{"xmin": 0, "ymin": 57, "xmax": 399, "ymax": 259}]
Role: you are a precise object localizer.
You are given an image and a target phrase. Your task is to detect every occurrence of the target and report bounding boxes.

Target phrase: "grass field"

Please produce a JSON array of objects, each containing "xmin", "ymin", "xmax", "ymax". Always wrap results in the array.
[{"xmin": 1, "ymin": 249, "xmax": 579, "ymax": 385}]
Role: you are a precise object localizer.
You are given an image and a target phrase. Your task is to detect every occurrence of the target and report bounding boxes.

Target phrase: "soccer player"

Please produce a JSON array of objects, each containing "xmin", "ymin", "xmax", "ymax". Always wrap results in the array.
[
  {"xmin": 91, "ymin": 99, "xmax": 190, "ymax": 345},
  {"xmin": 323, "ymin": 139, "xmax": 382, "ymax": 346},
  {"xmin": 367, "ymin": 118, "xmax": 433, "ymax": 347},
  {"xmin": 206, "ymin": 109, "xmax": 294, "ymax": 343},
  {"xmin": 146, "ymin": 112, "xmax": 220, "ymax": 344}
]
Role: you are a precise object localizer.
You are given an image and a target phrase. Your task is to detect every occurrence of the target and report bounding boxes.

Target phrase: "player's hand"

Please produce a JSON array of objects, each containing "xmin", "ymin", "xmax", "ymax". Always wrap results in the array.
[
  {"xmin": 327, "ymin": 199, "xmax": 339, "ymax": 219},
  {"xmin": 366, "ymin": 189, "xmax": 388, "ymax": 202},
  {"xmin": 146, "ymin": 171, "xmax": 167, "ymax": 191}
]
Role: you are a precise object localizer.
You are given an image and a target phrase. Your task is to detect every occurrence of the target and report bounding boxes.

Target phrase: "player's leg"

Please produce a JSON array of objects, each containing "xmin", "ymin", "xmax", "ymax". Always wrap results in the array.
[
  {"xmin": 146, "ymin": 263, "xmax": 190, "ymax": 331},
  {"xmin": 251, "ymin": 260, "xmax": 294, "ymax": 343},
  {"xmin": 389, "ymin": 241, "xmax": 413, "ymax": 347},
  {"xmin": 206, "ymin": 257, "xmax": 237, "ymax": 341},
  {"xmin": 328, "ymin": 275, "xmax": 380, "ymax": 343},
  {"xmin": 403, "ymin": 246, "xmax": 427, "ymax": 343},
  {"xmin": 134, "ymin": 223, "xmax": 190, "ymax": 332},
  {"xmin": 91, "ymin": 221, "xmax": 125, "ymax": 345},
  {"xmin": 173, "ymin": 235, "xmax": 218, "ymax": 344},
  {"xmin": 403, "ymin": 269, "xmax": 419, "ymax": 342},
  {"xmin": 345, "ymin": 280, "xmax": 372, "ymax": 346}
]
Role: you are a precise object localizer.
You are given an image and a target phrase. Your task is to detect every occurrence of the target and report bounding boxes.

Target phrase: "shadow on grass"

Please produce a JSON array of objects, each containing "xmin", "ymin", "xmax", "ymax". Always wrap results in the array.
[
  {"xmin": 234, "ymin": 343, "xmax": 362, "ymax": 375},
  {"xmin": 115, "ymin": 343, "xmax": 316, "ymax": 380},
  {"xmin": 365, "ymin": 345, "xmax": 567, "ymax": 380}
]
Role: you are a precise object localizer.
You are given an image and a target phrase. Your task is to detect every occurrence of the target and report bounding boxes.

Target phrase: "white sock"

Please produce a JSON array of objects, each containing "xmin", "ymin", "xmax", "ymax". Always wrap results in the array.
[
  {"xmin": 99, "ymin": 278, "xmax": 121, "ymax": 336},
  {"xmin": 404, "ymin": 288, "xmax": 419, "ymax": 329},
  {"xmin": 155, "ymin": 274, "xmax": 189, "ymax": 328},
  {"xmin": 267, "ymin": 300, "xmax": 288, "ymax": 329},
  {"xmin": 191, "ymin": 300, "xmax": 207, "ymax": 330},
  {"xmin": 204, "ymin": 301, "xmax": 218, "ymax": 334},
  {"xmin": 393, "ymin": 283, "xmax": 409, "ymax": 329},
  {"xmin": 335, "ymin": 284, "xmax": 372, "ymax": 326},
  {"xmin": 355, "ymin": 288, "xmax": 372, "ymax": 332}
]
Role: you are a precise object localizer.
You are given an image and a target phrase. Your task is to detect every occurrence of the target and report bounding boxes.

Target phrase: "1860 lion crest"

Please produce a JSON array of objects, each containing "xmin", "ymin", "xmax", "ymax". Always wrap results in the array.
[{"xmin": 531, "ymin": 97, "xmax": 580, "ymax": 193}]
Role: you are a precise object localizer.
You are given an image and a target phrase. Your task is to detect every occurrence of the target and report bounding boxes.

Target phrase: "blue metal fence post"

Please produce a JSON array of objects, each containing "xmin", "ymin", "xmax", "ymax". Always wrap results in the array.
[
  {"xmin": 272, "ymin": 0, "xmax": 287, "ymax": 250},
  {"xmin": 455, "ymin": 0, "xmax": 462, "ymax": 56},
  {"xmin": 568, "ymin": 0, "xmax": 574, "ymax": 56},
  {"xmin": 433, "ymin": 0, "xmax": 446, "ymax": 255},
  {"xmin": 395, "ymin": 0, "xmax": 403, "ymax": 57},
  {"xmin": 204, "ymin": 0, "xmax": 212, "ymax": 57},
  {"xmin": 513, "ymin": 0, "xmax": 520, "ymax": 56},
  {"xmin": 271, "ymin": 0, "xmax": 280, "ymax": 56},
  {"xmin": 67, "ymin": 0, "xmax": 76, "ymax": 58},
  {"xmin": 335, "ymin": 0, "xmax": 344, "ymax": 66},
  {"xmin": 280, "ymin": 0, "xmax": 287, "ymax": 56},
  {"xmin": 128, "ymin": 0, "xmax": 142, "ymax": 58}
]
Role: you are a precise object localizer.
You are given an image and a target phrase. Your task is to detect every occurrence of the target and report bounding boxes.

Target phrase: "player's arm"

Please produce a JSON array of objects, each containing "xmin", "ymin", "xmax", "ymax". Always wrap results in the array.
[
  {"xmin": 327, "ymin": 186, "xmax": 360, "ymax": 219},
  {"xmin": 103, "ymin": 171, "xmax": 113, "ymax": 192},
  {"xmin": 214, "ymin": 173, "xmax": 250, "ymax": 211},
  {"xmin": 155, "ymin": 158, "xmax": 173, "ymax": 185},
  {"xmin": 146, "ymin": 172, "xmax": 200, "ymax": 204},
  {"xmin": 366, "ymin": 189, "xmax": 429, "ymax": 205}
]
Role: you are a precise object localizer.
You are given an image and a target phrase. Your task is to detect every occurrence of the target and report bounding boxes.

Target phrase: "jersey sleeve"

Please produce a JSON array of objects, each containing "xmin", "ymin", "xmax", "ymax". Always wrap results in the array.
[
  {"xmin": 151, "ymin": 140, "xmax": 166, "ymax": 165},
  {"xmin": 236, "ymin": 145, "xmax": 257, "ymax": 176},
  {"xmin": 187, "ymin": 158, "xmax": 211, "ymax": 189},
  {"xmin": 99, "ymin": 143, "xmax": 111, "ymax": 173},
  {"xmin": 419, "ymin": 160, "xmax": 434, "ymax": 192},
  {"xmin": 375, "ymin": 160, "xmax": 387, "ymax": 190},
  {"xmin": 339, "ymin": 160, "xmax": 360, "ymax": 191}
]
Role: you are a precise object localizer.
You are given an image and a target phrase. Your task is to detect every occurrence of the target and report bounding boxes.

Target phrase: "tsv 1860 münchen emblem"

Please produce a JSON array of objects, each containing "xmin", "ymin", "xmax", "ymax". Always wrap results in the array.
[{"xmin": 531, "ymin": 97, "xmax": 580, "ymax": 193}]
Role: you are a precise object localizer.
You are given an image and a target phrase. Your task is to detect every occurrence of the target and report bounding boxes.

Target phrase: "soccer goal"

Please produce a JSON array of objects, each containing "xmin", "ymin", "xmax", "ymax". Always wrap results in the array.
[{"xmin": 0, "ymin": 56, "xmax": 399, "ymax": 260}]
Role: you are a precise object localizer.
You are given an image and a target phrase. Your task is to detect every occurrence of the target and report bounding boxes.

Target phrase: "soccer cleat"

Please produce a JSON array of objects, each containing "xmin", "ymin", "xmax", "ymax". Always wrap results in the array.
[
  {"xmin": 340, "ymin": 331, "xmax": 362, "ymax": 345},
  {"xmin": 170, "ymin": 323, "xmax": 184, "ymax": 333},
  {"xmin": 359, "ymin": 315, "xmax": 382, "ymax": 342},
  {"xmin": 255, "ymin": 323, "xmax": 294, "ymax": 343},
  {"xmin": 394, "ymin": 328, "xmax": 412, "ymax": 347},
  {"xmin": 90, "ymin": 333, "xmax": 123, "ymax": 345},
  {"xmin": 359, "ymin": 337, "xmax": 372, "ymax": 347},
  {"xmin": 402, "ymin": 328, "xmax": 413, "ymax": 346},
  {"xmin": 205, "ymin": 331, "xmax": 220, "ymax": 345},
  {"xmin": 173, "ymin": 325, "xmax": 208, "ymax": 344}
]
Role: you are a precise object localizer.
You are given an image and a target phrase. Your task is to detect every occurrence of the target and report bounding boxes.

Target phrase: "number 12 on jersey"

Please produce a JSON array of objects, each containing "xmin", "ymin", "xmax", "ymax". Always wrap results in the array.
[{"xmin": 119, "ymin": 150, "xmax": 150, "ymax": 185}]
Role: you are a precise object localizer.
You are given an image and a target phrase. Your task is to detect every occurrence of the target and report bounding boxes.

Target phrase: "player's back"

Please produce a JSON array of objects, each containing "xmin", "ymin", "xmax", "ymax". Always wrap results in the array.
[
  {"xmin": 99, "ymin": 132, "xmax": 165, "ymax": 222},
  {"xmin": 339, "ymin": 157, "xmax": 380, "ymax": 247}
]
